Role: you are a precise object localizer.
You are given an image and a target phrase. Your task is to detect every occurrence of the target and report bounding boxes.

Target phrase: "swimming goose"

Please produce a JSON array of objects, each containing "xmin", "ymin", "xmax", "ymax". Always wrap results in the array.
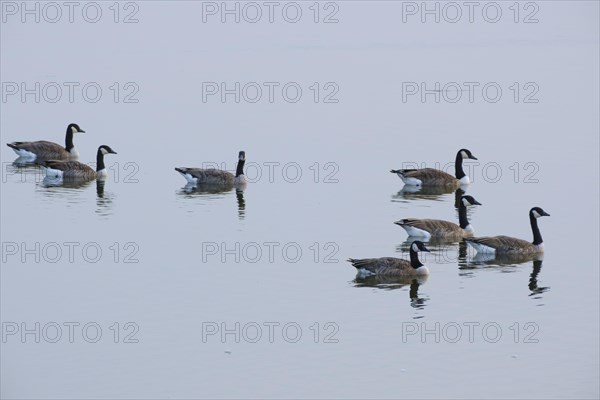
[
  {"xmin": 391, "ymin": 148, "xmax": 478, "ymax": 186},
  {"xmin": 175, "ymin": 151, "xmax": 246, "ymax": 186},
  {"xmin": 395, "ymin": 195, "xmax": 482, "ymax": 239},
  {"xmin": 464, "ymin": 207, "xmax": 550, "ymax": 255},
  {"xmin": 348, "ymin": 241, "xmax": 430, "ymax": 278},
  {"xmin": 7, "ymin": 123, "xmax": 85, "ymax": 161},
  {"xmin": 41, "ymin": 145, "xmax": 117, "ymax": 180}
]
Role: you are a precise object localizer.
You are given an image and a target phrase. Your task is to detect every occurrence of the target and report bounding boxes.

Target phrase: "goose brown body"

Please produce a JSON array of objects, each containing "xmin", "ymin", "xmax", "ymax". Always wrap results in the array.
[
  {"xmin": 348, "ymin": 241, "xmax": 430, "ymax": 277},
  {"xmin": 391, "ymin": 149, "xmax": 478, "ymax": 187},
  {"xmin": 7, "ymin": 123, "xmax": 85, "ymax": 161},
  {"xmin": 465, "ymin": 207, "xmax": 550, "ymax": 255},
  {"xmin": 176, "ymin": 151, "xmax": 246, "ymax": 186}
]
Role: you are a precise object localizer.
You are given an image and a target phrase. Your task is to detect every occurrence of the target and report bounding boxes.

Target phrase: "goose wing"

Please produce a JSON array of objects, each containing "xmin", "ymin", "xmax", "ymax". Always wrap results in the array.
[
  {"xmin": 44, "ymin": 160, "xmax": 95, "ymax": 178},
  {"xmin": 398, "ymin": 218, "xmax": 460, "ymax": 236},
  {"xmin": 466, "ymin": 235, "xmax": 532, "ymax": 252},
  {"xmin": 348, "ymin": 257, "xmax": 411, "ymax": 275},
  {"xmin": 402, "ymin": 168, "xmax": 456, "ymax": 185},
  {"xmin": 8, "ymin": 140, "xmax": 67, "ymax": 158},
  {"xmin": 176, "ymin": 168, "xmax": 234, "ymax": 185}
]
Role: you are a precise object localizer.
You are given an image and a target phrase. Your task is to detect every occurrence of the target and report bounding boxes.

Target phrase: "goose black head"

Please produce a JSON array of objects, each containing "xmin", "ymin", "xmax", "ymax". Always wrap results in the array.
[
  {"xmin": 458, "ymin": 148, "xmax": 477, "ymax": 160},
  {"xmin": 68, "ymin": 123, "xmax": 85, "ymax": 134},
  {"xmin": 410, "ymin": 241, "xmax": 430, "ymax": 253},
  {"xmin": 461, "ymin": 195, "xmax": 482, "ymax": 207},
  {"xmin": 238, "ymin": 151, "xmax": 246, "ymax": 161},
  {"xmin": 530, "ymin": 207, "xmax": 550, "ymax": 219},
  {"xmin": 99, "ymin": 145, "xmax": 117, "ymax": 155}
]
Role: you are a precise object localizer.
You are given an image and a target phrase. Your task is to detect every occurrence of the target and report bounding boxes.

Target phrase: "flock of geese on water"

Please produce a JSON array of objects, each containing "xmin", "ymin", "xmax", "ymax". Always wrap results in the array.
[{"xmin": 7, "ymin": 123, "xmax": 550, "ymax": 286}]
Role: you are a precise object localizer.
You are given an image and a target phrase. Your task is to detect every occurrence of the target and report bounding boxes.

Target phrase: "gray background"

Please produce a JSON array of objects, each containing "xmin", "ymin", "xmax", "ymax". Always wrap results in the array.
[{"xmin": 1, "ymin": 1, "xmax": 599, "ymax": 398}]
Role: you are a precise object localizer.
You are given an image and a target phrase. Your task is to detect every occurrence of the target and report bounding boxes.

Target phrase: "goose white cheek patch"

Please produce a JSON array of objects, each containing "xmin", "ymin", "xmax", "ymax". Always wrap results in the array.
[
  {"xmin": 411, "ymin": 243, "xmax": 419, "ymax": 252},
  {"xmin": 532, "ymin": 210, "xmax": 541, "ymax": 218}
]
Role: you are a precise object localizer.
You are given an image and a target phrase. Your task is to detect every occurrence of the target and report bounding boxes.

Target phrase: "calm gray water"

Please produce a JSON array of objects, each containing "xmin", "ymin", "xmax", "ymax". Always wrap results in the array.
[{"xmin": 1, "ymin": 2, "xmax": 599, "ymax": 399}]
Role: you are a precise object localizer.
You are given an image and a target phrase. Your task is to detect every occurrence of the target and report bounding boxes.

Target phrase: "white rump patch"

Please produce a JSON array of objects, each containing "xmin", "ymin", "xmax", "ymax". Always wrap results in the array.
[
  {"xmin": 356, "ymin": 268, "xmax": 375, "ymax": 278},
  {"xmin": 13, "ymin": 148, "xmax": 37, "ymax": 159},
  {"xmin": 466, "ymin": 240, "xmax": 496, "ymax": 254},
  {"xmin": 41, "ymin": 166, "xmax": 64, "ymax": 178},
  {"xmin": 178, "ymin": 171, "xmax": 198, "ymax": 184},
  {"xmin": 401, "ymin": 176, "xmax": 422, "ymax": 186},
  {"xmin": 401, "ymin": 225, "xmax": 431, "ymax": 238}
]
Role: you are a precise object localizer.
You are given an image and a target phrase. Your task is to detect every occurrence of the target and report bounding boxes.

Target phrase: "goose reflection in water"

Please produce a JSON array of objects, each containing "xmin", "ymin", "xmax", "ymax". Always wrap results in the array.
[
  {"xmin": 459, "ymin": 252, "xmax": 550, "ymax": 296},
  {"xmin": 353, "ymin": 276, "xmax": 429, "ymax": 308},
  {"xmin": 6, "ymin": 158, "xmax": 44, "ymax": 183},
  {"xmin": 528, "ymin": 259, "xmax": 550, "ymax": 296},
  {"xmin": 178, "ymin": 183, "xmax": 246, "ymax": 220},
  {"xmin": 95, "ymin": 179, "xmax": 115, "ymax": 217},
  {"xmin": 393, "ymin": 186, "xmax": 466, "ymax": 208}
]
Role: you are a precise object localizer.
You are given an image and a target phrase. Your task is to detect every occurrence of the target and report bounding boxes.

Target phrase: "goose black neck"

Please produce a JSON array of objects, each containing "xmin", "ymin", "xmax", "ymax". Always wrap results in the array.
[
  {"xmin": 455, "ymin": 151, "xmax": 466, "ymax": 179},
  {"xmin": 409, "ymin": 248, "xmax": 424, "ymax": 269},
  {"xmin": 96, "ymin": 149, "xmax": 106, "ymax": 172},
  {"xmin": 458, "ymin": 200, "xmax": 469, "ymax": 229},
  {"xmin": 65, "ymin": 127, "xmax": 74, "ymax": 151},
  {"xmin": 530, "ymin": 214, "xmax": 543, "ymax": 245},
  {"xmin": 235, "ymin": 159, "xmax": 245, "ymax": 177}
]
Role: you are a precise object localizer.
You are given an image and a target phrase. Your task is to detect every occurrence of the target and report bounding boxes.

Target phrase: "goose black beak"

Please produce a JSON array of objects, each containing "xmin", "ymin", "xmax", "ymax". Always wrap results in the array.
[
  {"xmin": 110, "ymin": 150, "xmax": 117, "ymax": 154},
  {"xmin": 422, "ymin": 245, "xmax": 431, "ymax": 253},
  {"xmin": 542, "ymin": 211, "xmax": 550, "ymax": 216},
  {"xmin": 393, "ymin": 221, "xmax": 402, "ymax": 225},
  {"xmin": 470, "ymin": 155, "xmax": 478, "ymax": 160},
  {"xmin": 474, "ymin": 200, "xmax": 482, "ymax": 205},
  {"xmin": 79, "ymin": 130, "xmax": 86, "ymax": 133}
]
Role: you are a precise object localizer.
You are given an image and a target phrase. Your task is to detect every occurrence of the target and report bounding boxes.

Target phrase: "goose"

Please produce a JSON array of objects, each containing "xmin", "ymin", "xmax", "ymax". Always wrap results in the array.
[
  {"xmin": 464, "ymin": 207, "xmax": 550, "ymax": 255},
  {"xmin": 391, "ymin": 148, "xmax": 478, "ymax": 186},
  {"xmin": 7, "ymin": 123, "xmax": 85, "ymax": 161},
  {"xmin": 41, "ymin": 145, "xmax": 117, "ymax": 180},
  {"xmin": 395, "ymin": 195, "xmax": 482, "ymax": 239},
  {"xmin": 175, "ymin": 151, "xmax": 246, "ymax": 186},
  {"xmin": 348, "ymin": 241, "xmax": 430, "ymax": 278}
]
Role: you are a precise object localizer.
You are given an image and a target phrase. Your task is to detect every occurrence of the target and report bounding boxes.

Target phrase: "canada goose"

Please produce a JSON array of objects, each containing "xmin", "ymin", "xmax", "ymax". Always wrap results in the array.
[
  {"xmin": 7, "ymin": 123, "xmax": 85, "ymax": 161},
  {"xmin": 395, "ymin": 195, "xmax": 482, "ymax": 239},
  {"xmin": 391, "ymin": 148, "xmax": 478, "ymax": 187},
  {"xmin": 175, "ymin": 151, "xmax": 246, "ymax": 186},
  {"xmin": 348, "ymin": 241, "xmax": 430, "ymax": 278},
  {"xmin": 464, "ymin": 207, "xmax": 550, "ymax": 255},
  {"xmin": 41, "ymin": 145, "xmax": 117, "ymax": 180}
]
